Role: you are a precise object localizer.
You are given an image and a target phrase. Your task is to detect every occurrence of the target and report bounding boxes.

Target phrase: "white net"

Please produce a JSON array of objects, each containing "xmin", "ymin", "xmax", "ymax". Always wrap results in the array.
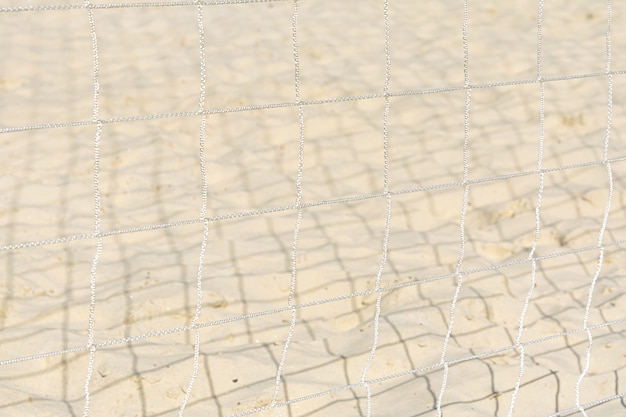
[{"xmin": 1, "ymin": 1, "xmax": 625, "ymax": 416}]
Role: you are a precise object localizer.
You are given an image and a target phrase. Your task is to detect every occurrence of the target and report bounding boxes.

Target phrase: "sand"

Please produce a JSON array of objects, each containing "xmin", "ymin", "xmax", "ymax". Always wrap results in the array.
[{"xmin": 0, "ymin": 1, "xmax": 625, "ymax": 416}]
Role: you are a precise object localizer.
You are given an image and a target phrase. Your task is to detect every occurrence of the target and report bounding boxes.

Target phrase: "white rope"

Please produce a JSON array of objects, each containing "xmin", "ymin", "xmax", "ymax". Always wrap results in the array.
[
  {"xmin": 506, "ymin": 1, "xmax": 546, "ymax": 414},
  {"xmin": 81, "ymin": 2, "xmax": 103, "ymax": 415},
  {"xmin": 269, "ymin": 2, "xmax": 305, "ymax": 414},
  {"xmin": 575, "ymin": 2, "xmax": 614, "ymax": 415},
  {"xmin": 178, "ymin": 4, "xmax": 210, "ymax": 415},
  {"xmin": 359, "ymin": 2, "xmax": 393, "ymax": 415},
  {"xmin": 436, "ymin": 3, "xmax": 471, "ymax": 413}
]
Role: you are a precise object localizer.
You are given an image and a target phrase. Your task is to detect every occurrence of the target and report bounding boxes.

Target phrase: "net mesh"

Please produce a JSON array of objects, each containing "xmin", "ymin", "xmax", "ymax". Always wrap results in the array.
[{"xmin": 1, "ymin": 1, "xmax": 626, "ymax": 416}]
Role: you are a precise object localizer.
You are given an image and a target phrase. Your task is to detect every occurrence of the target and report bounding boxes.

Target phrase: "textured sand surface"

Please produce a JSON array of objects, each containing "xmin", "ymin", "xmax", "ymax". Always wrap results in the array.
[{"xmin": 1, "ymin": 1, "xmax": 626, "ymax": 416}]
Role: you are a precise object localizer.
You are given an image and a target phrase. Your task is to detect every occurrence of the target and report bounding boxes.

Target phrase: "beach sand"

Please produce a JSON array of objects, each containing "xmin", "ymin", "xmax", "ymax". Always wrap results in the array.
[{"xmin": 1, "ymin": 1, "xmax": 625, "ymax": 416}]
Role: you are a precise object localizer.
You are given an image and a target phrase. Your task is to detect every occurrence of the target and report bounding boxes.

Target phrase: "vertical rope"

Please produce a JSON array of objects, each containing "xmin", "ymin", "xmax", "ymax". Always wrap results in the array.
[
  {"xmin": 178, "ymin": 4, "xmax": 209, "ymax": 416},
  {"xmin": 270, "ymin": 2, "xmax": 305, "ymax": 414},
  {"xmin": 82, "ymin": 2, "xmax": 102, "ymax": 415},
  {"xmin": 575, "ymin": 2, "xmax": 614, "ymax": 415},
  {"xmin": 359, "ymin": 2, "xmax": 392, "ymax": 416},
  {"xmin": 436, "ymin": 1, "xmax": 471, "ymax": 414},
  {"xmin": 506, "ymin": 1, "xmax": 546, "ymax": 415}
]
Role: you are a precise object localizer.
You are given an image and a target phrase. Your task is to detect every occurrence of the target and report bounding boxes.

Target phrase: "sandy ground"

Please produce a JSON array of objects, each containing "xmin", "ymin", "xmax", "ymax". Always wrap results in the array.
[{"xmin": 1, "ymin": 1, "xmax": 626, "ymax": 416}]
